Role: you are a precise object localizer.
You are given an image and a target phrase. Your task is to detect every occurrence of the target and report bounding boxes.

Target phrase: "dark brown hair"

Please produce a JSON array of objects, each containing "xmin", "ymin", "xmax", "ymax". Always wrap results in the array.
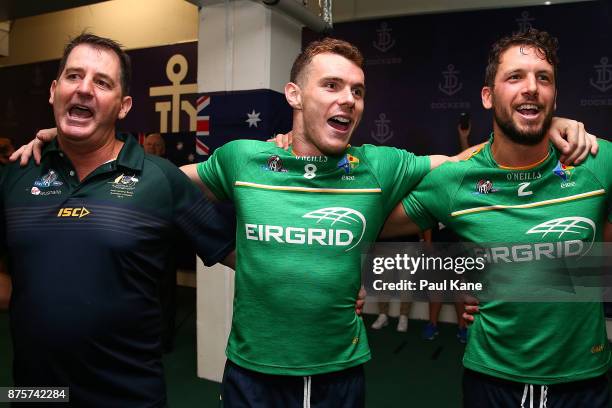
[
  {"xmin": 290, "ymin": 37, "xmax": 364, "ymax": 84},
  {"xmin": 485, "ymin": 28, "xmax": 559, "ymax": 87},
  {"xmin": 56, "ymin": 33, "xmax": 132, "ymax": 95}
]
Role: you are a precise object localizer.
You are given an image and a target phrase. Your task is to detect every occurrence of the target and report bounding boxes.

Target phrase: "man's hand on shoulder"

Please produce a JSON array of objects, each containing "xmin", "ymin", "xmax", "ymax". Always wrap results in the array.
[
  {"xmin": 266, "ymin": 131, "xmax": 293, "ymax": 150},
  {"xmin": 548, "ymin": 117, "xmax": 598, "ymax": 165},
  {"xmin": 10, "ymin": 127, "xmax": 58, "ymax": 166}
]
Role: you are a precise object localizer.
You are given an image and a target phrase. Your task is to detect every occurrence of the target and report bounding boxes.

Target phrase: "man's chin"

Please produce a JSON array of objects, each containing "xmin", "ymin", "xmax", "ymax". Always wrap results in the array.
[
  {"xmin": 58, "ymin": 125, "xmax": 94, "ymax": 141},
  {"xmin": 320, "ymin": 142, "xmax": 349, "ymax": 156},
  {"xmin": 505, "ymin": 128, "xmax": 546, "ymax": 146}
]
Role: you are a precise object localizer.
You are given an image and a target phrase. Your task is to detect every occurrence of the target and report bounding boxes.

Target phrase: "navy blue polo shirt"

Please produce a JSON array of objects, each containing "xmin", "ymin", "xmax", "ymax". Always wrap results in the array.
[{"xmin": 0, "ymin": 134, "xmax": 234, "ymax": 407}]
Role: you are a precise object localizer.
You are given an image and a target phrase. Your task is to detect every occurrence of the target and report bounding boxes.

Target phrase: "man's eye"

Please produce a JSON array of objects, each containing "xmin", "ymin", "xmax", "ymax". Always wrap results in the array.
[
  {"xmin": 325, "ymin": 82, "xmax": 336, "ymax": 89},
  {"xmin": 352, "ymin": 88, "xmax": 364, "ymax": 97},
  {"xmin": 66, "ymin": 74, "xmax": 79, "ymax": 80},
  {"xmin": 96, "ymin": 80, "xmax": 110, "ymax": 88}
]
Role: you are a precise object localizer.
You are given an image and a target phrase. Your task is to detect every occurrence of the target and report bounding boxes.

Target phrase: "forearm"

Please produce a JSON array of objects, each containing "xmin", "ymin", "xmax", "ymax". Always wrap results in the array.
[
  {"xmin": 180, "ymin": 164, "xmax": 219, "ymax": 202},
  {"xmin": 0, "ymin": 263, "xmax": 11, "ymax": 310}
]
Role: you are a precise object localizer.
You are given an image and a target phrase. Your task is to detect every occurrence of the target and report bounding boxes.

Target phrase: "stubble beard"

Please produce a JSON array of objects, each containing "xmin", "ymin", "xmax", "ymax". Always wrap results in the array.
[{"xmin": 492, "ymin": 98, "xmax": 553, "ymax": 147}]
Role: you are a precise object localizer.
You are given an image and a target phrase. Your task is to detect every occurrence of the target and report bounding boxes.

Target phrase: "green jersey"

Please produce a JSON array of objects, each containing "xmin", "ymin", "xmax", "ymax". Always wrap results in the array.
[
  {"xmin": 403, "ymin": 137, "xmax": 612, "ymax": 384},
  {"xmin": 198, "ymin": 140, "xmax": 429, "ymax": 375}
]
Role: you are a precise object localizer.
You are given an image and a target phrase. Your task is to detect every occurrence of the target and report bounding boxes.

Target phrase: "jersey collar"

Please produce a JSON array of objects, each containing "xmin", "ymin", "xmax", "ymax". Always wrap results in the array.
[{"xmin": 42, "ymin": 132, "xmax": 144, "ymax": 172}]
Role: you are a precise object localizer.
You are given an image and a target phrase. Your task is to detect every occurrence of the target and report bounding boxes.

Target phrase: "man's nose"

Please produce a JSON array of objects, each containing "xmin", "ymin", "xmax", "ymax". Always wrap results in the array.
[
  {"xmin": 77, "ymin": 77, "xmax": 94, "ymax": 96},
  {"xmin": 523, "ymin": 73, "xmax": 539, "ymax": 96},
  {"xmin": 338, "ymin": 87, "xmax": 355, "ymax": 108}
]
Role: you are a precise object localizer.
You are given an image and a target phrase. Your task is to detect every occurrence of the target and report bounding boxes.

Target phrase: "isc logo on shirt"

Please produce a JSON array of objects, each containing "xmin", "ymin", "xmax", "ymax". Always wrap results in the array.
[{"xmin": 57, "ymin": 207, "xmax": 90, "ymax": 218}]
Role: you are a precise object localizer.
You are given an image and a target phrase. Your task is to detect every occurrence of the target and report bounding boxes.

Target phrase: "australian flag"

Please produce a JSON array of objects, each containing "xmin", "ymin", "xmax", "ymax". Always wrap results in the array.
[{"xmin": 195, "ymin": 89, "xmax": 292, "ymax": 162}]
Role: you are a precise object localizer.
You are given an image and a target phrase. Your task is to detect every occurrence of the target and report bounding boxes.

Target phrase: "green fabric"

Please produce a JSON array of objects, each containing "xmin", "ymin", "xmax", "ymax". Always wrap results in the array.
[
  {"xmin": 198, "ymin": 140, "xmax": 430, "ymax": 375},
  {"xmin": 403, "ymin": 137, "xmax": 612, "ymax": 384}
]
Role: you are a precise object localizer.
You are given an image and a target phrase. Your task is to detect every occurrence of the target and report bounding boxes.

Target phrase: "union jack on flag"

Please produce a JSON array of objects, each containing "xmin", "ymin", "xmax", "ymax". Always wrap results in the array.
[{"xmin": 196, "ymin": 95, "xmax": 210, "ymax": 156}]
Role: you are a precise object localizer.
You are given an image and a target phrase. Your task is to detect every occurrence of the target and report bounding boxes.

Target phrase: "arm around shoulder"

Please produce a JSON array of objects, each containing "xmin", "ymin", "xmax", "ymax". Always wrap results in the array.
[{"xmin": 180, "ymin": 163, "xmax": 219, "ymax": 202}]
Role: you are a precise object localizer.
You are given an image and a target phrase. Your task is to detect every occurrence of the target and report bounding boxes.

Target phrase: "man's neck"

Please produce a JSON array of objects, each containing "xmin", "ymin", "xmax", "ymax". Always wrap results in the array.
[
  {"xmin": 290, "ymin": 115, "xmax": 323, "ymax": 157},
  {"xmin": 58, "ymin": 130, "xmax": 123, "ymax": 181},
  {"xmin": 490, "ymin": 129, "xmax": 549, "ymax": 169}
]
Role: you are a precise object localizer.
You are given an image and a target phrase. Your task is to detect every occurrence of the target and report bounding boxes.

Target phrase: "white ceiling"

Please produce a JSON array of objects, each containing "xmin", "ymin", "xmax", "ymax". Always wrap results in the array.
[{"xmin": 332, "ymin": 0, "xmax": 596, "ymax": 22}]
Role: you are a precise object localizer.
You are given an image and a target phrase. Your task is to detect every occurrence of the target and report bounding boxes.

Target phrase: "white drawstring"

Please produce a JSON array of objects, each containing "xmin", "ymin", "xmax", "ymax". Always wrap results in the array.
[
  {"xmin": 303, "ymin": 376, "xmax": 311, "ymax": 408},
  {"xmin": 521, "ymin": 383, "xmax": 548, "ymax": 408},
  {"xmin": 521, "ymin": 384, "xmax": 529, "ymax": 408},
  {"xmin": 540, "ymin": 385, "xmax": 548, "ymax": 408}
]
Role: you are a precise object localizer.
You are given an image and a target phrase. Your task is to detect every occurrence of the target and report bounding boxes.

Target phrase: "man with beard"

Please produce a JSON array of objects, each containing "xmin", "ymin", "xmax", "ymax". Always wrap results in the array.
[
  {"xmin": 9, "ymin": 35, "xmax": 599, "ymax": 407},
  {"xmin": 179, "ymin": 37, "xmax": 600, "ymax": 407},
  {"xmin": 383, "ymin": 28, "xmax": 611, "ymax": 406}
]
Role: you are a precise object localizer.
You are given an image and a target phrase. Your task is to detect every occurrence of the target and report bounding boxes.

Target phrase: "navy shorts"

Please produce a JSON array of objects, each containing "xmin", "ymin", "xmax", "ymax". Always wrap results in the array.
[
  {"xmin": 221, "ymin": 360, "xmax": 365, "ymax": 408},
  {"xmin": 463, "ymin": 368, "xmax": 610, "ymax": 408}
]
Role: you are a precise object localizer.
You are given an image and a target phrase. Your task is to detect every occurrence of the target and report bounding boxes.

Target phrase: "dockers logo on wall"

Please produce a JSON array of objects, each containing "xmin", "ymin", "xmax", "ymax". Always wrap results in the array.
[
  {"xmin": 370, "ymin": 113, "xmax": 394, "ymax": 144},
  {"xmin": 366, "ymin": 22, "xmax": 402, "ymax": 66},
  {"xmin": 245, "ymin": 207, "xmax": 367, "ymax": 252},
  {"xmin": 580, "ymin": 57, "xmax": 612, "ymax": 107},
  {"xmin": 431, "ymin": 64, "xmax": 470, "ymax": 110},
  {"xmin": 474, "ymin": 217, "xmax": 596, "ymax": 263},
  {"xmin": 372, "ymin": 22, "xmax": 395, "ymax": 52},
  {"xmin": 149, "ymin": 54, "xmax": 198, "ymax": 133},
  {"xmin": 515, "ymin": 11, "xmax": 535, "ymax": 32}
]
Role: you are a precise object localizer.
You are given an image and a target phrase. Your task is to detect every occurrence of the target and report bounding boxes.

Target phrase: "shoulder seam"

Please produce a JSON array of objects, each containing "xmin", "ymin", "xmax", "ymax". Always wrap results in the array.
[{"xmin": 448, "ymin": 161, "xmax": 476, "ymax": 218}]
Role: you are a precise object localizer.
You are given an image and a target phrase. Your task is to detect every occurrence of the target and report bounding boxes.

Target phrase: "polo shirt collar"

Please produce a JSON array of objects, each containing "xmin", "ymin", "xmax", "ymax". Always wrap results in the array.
[{"xmin": 41, "ymin": 132, "xmax": 144, "ymax": 172}]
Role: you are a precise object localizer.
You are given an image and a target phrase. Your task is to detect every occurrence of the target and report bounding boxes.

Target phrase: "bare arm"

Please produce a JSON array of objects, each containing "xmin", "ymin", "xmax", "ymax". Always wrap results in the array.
[
  {"xmin": 428, "ymin": 142, "xmax": 487, "ymax": 170},
  {"xmin": 180, "ymin": 164, "xmax": 219, "ymax": 203},
  {"xmin": 0, "ymin": 260, "xmax": 11, "ymax": 310},
  {"xmin": 379, "ymin": 202, "xmax": 423, "ymax": 239}
]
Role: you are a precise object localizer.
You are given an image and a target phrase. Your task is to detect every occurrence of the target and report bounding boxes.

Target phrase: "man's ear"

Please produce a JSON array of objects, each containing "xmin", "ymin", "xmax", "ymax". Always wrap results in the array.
[
  {"xmin": 481, "ymin": 86, "xmax": 493, "ymax": 110},
  {"xmin": 285, "ymin": 82, "xmax": 302, "ymax": 110},
  {"xmin": 49, "ymin": 80, "xmax": 57, "ymax": 105},
  {"xmin": 118, "ymin": 96, "xmax": 133, "ymax": 120}
]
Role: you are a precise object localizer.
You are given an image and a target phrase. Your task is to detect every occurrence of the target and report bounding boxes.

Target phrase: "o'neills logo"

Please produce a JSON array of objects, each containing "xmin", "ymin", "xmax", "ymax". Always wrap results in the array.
[{"xmin": 245, "ymin": 207, "xmax": 366, "ymax": 252}]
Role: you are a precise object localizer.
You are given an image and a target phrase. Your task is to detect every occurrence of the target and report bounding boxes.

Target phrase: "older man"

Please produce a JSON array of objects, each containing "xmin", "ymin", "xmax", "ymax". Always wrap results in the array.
[{"xmin": 0, "ymin": 33, "xmax": 234, "ymax": 407}]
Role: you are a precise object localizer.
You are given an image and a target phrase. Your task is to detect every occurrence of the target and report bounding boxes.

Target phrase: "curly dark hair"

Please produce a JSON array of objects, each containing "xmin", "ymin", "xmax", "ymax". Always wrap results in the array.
[
  {"xmin": 56, "ymin": 32, "xmax": 132, "ymax": 96},
  {"xmin": 484, "ymin": 28, "xmax": 559, "ymax": 87},
  {"xmin": 290, "ymin": 37, "xmax": 363, "ymax": 85}
]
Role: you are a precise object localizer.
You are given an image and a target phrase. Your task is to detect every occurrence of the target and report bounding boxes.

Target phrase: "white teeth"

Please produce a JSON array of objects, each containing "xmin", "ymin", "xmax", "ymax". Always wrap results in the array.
[
  {"xmin": 517, "ymin": 104, "xmax": 539, "ymax": 111},
  {"xmin": 333, "ymin": 116, "xmax": 350, "ymax": 123}
]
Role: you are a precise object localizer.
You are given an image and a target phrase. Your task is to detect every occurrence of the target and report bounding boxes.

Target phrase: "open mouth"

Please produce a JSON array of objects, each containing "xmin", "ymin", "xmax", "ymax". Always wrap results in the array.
[
  {"xmin": 69, "ymin": 104, "xmax": 94, "ymax": 119},
  {"xmin": 327, "ymin": 115, "xmax": 351, "ymax": 131},
  {"xmin": 515, "ymin": 104, "xmax": 541, "ymax": 118}
]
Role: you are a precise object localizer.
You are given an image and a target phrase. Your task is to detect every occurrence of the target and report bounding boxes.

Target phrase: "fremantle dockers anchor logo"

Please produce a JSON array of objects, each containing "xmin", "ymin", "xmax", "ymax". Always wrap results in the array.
[
  {"xmin": 438, "ymin": 64, "xmax": 463, "ymax": 96},
  {"xmin": 371, "ymin": 113, "xmax": 394, "ymax": 144},
  {"xmin": 372, "ymin": 22, "xmax": 395, "ymax": 53},
  {"xmin": 515, "ymin": 11, "xmax": 535, "ymax": 32},
  {"xmin": 589, "ymin": 57, "xmax": 612, "ymax": 92}
]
